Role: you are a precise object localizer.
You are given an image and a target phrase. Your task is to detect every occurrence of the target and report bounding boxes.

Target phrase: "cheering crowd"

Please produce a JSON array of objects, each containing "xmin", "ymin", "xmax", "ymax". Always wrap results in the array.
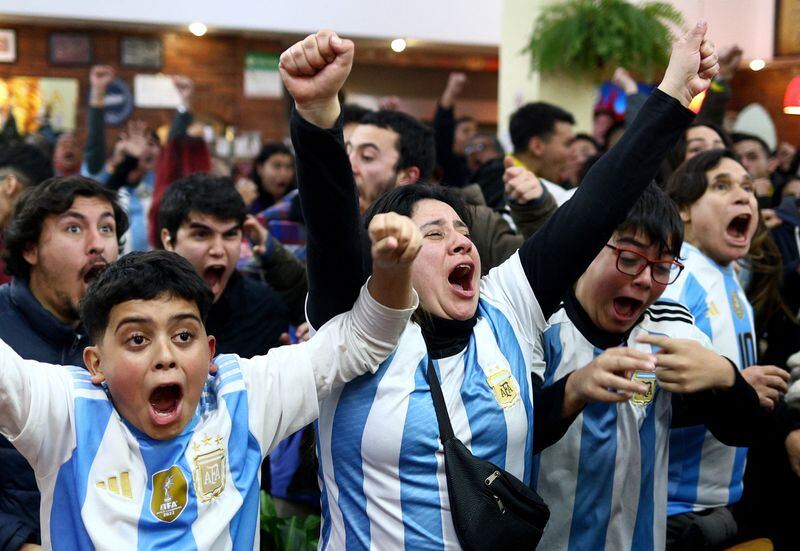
[{"xmin": 0, "ymin": 21, "xmax": 799, "ymax": 551}]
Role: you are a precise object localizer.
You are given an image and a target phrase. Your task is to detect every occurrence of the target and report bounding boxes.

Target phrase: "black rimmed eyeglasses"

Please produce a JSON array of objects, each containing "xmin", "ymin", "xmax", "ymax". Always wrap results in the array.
[{"xmin": 605, "ymin": 244, "xmax": 684, "ymax": 285}]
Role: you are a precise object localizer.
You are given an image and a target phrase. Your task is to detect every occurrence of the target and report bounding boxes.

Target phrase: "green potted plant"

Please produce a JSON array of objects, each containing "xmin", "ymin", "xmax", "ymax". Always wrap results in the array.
[{"xmin": 525, "ymin": 0, "xmax": 684, "ymax": 81}]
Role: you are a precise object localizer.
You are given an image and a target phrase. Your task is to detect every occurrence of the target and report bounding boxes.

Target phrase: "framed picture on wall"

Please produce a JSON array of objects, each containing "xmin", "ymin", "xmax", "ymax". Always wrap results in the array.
[
  {"xmin": 49, "ymin": 32, "xmax": 93, "ymax": 65},
  {"xmin": 776, "ymin": 0, "xmax": 800, "ymax": 56},
  {"xmin": 0, "ymin": 30, "xmax": 17, "ymax": 63},
  {"xmin": 120, "ymin": 37, "xmax": 163, "ymax": 69}
]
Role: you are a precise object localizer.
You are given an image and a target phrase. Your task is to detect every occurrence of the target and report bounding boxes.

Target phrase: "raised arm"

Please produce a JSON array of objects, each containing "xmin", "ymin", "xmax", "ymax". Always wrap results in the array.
[
  {"xmin": 517, "ymin": 22, "xmax": 718, "ymax": 319},
  {"xmin": 282, "ymin": 30, "xmax": 365, "ymax": 328},
  {"xmin": 84, "ymin": 65, "xmax": 114, "ymax": 176}
]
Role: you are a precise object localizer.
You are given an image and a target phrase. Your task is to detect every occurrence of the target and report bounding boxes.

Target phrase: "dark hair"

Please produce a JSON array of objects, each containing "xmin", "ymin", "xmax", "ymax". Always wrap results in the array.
[
  {"xmin": 360, "ymin": 110, "xmax": 436, "ymax": 183},
  {"xmin": 3, "ymin": 176, "xmax": 129, "ymax": 280},
  {"xmin": 666, "ymin": 122, "xmax": 733, "ymax": 174},
  {"xmin": 157, "ymin": 173, "xmax": 247, "ymax": 245},
  {"xmin": 468, "ymin": 132, "xmax": 505, "ymax": 157},
  {"xmin": 0, "ymin": 143, "xmax": 54, "ymax": 187},
  {"xmin": 342, "ymin": 103, "xmax": 373, "ymax": 126},
  {"xmin": 509, "ymin": 102, "xmax": 575, "ymax": 153},
  {"xmin": 573, "ymin": 133, "xmax": 601, "ymax": 151},
  {"xmin": 80, "ymin": 250, "xmax": 213, "ymax": 343},
  {"xmin": 364, "ymin": 183, "xmax": 472, "ymax": 230},
  {"xmin": 455, "ymin": 116, "xmax": 476, "ymax": 127},
  {"xmin": 666, "ymin": 149, "xmax": 740, "ymax": 210},
  {"xmin": 731, "ymin": 132, "xmax": 771, "ymax": 157},
  {"xmin": 617, "ymin": 182, "xmax": 683, "ymax": 257}
]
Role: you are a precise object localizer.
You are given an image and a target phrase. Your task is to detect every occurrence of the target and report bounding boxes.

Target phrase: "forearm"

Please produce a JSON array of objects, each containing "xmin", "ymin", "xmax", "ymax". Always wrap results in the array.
[
  {"xmin": 311, "ymin": 282, "xmax": 417, "ymax": 397},
  {"xmin": 84, "ymin": 106, "xmax": 107, "ymax": 175},
  {"xmin": 508, "ymin": 191, "xmax": 557, "ymax": 240},
  {"xmin": 0, "ymin": 341, "xmax": 33, "ymax": 439},
  {"xmin": 519, "ymin": 89, "xmax": 694, "ymax": 318},
  {"xmin": 256, "ymin": 236, "xmax": 308, "ymax": 325},
  {"xmin": 291, "ymin": 108, "xmax": 366, "ymax": 328},
  {"xmin": 168, "ymin": 110, "xmax": 193, "ymax": 141},
  {"xmin": 672, "ymin": 365, "xmax": 762, "ymax": 446},
  {"xmin": 105, "ymin": 155, "xmax": 138, "ymax": 191}
]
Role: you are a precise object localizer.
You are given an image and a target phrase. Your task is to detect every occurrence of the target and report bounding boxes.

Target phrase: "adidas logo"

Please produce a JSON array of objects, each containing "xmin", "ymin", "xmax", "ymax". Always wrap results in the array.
[{"xmin": 96, "ymin": 472, "xmax": 133, "ymax": 499}]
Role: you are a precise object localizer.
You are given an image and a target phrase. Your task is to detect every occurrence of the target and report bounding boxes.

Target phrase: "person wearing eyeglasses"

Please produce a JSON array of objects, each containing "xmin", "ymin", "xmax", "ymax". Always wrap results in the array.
[{"xmin": 532, "ymin": 182, "xmax": 762, "ymax": 551}]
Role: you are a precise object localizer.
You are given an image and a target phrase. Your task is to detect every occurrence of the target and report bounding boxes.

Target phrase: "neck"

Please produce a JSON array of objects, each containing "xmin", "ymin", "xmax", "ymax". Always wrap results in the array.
[
  {"xmin": 514, "ymin": 151, "xmax": 541, "ymax": 175},
  {"xmin": 28, "ymin": 273, "xmax": 79, "ymax": 328},
  {"xmin": 419, "ymin": 310, "xmax": 478, "ymax": 358}
]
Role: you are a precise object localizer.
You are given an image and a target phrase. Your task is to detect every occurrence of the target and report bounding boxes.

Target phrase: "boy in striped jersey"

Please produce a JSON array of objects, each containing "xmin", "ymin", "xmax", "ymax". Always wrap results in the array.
[
  {"xmin": 0, "ymin": 209, "xmax": 421, "ymax": 551},
  {"xmin": 663, "ymin": 149, "xmax": 800, "ymax": 549},
  {"xmin": 533, "ymin": 183, "xmax": 762, "ymax": 550}
]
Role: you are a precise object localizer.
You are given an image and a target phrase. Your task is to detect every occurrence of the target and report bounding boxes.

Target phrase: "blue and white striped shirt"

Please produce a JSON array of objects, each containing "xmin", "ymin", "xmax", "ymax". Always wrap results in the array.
[
  {"xmin": 316, "ymin": 252, "xmax": 546, "ymax": 550},
  {"xmin": 533, "ymin": 300, "xmax": 705, "ymax": 550},
  {"xmin": 662, "ymin": 242, "xmax": 755, "ymax": 514}
]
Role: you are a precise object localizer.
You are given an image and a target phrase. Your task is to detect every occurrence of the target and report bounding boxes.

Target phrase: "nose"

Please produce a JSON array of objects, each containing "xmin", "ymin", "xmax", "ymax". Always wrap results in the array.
[
  {"xmin": 208, "ymin": 234, "xmax": 225, "ymax": 257},
  {"xmin": 450, "ymin": 231, "xmax": 473, "ymax": 255},
  {"xmin": 632, "ymin": 264, "xmax": 653, "ymax": 289},
  {"xmin": 153, "ymin": 336, "xmax": 177, "ymax": 370},
  {"xmin": 86, "ymin": 227, "xmax": 107, "ymax": 256},
  {"xmin": 348, "ymin": 150, "xmax": 360, "ymax": 174}
]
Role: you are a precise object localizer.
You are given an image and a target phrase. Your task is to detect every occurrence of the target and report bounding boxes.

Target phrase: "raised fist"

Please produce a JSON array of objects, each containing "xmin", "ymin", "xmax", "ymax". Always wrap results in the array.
[
  {"xmin": 368, "ymin": 212, "xmax": 422, "ymax": 269},
  {"xmin": 279, "ymin": 30, "xmax": 354, "ymax": 128},
  {"xmin": 90, "ymin": 65, "xmax": 115, "ymax": 89},
  {"xmin": 172, "ymin": 75, "xmax": 194, "ymax": 105},
  {"xmin": 658, "ymin": 21, "xmax": 720, "ymax": 108},
  {"xmin": 503, "ymin": 156, "xmax": 544, "ymax": 204}
]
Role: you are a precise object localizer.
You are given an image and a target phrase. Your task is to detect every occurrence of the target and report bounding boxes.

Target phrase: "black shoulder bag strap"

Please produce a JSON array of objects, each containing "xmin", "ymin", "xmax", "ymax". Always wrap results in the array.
[{"xmin": 426, "ymin": 357, "xmax": 455, "ymax": 443}]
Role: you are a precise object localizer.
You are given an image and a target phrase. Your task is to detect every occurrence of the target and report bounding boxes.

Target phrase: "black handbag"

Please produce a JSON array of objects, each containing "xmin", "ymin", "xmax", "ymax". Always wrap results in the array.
[{"xmin": 426, "ymin": 358, "xmax": 550, "ymax": 550}]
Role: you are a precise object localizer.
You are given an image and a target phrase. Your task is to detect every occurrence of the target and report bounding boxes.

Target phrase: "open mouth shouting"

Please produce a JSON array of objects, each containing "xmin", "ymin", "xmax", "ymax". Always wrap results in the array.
[
  {"xmin": 148, "ymin": 383, "xmax": 184, "ymax": 426},
  {"xmin": 81, "ymin": 261, "xmax": 109, "ymax": 286},
  {"xmin": 448, "ymin": 262, "xmax": 476, "ymax": 298},
  {"xmin": 612, "ymin": 296, "xmax": 645, "ymax": 322},
  {"xmin": 202, "ymin": 265, "xmax": 227, "ymax": 297},
  {"xmin": 725, "ymin": 213, "xmax": 753, "ymax": 245}
]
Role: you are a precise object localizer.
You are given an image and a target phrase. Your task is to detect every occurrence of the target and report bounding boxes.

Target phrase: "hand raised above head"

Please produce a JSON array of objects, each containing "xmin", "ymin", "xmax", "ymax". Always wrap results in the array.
[
  {"xmin": 658, "ymin": 21, "xmax": 720, "ymax": 108},
  {"xmin": 503, "ymin": 156, "xmax": 543, "ymax": 204},
  {"xmin": 280, "ymin": 30, "xmax": 354, "ymax": 129}
]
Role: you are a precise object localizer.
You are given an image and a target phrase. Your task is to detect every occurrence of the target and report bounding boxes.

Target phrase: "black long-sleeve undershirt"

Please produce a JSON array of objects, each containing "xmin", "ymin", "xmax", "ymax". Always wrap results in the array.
[{"xmin": 293, "ymin": 89, "xmax": 694, "ymax": 329}]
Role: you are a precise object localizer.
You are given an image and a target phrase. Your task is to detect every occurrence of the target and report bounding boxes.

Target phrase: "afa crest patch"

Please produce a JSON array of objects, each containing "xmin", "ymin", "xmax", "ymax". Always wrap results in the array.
[
  {"xmin": 486, "ymin": 366, "xmax": 520, "ymax": 409},
  {"xmin": 192, "ymin": 434, "xmax": 227, "ymax": 503}
]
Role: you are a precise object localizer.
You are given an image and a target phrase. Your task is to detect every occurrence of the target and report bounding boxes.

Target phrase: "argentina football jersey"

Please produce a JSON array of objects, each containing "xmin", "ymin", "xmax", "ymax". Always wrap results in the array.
[
  {"xmin": 533, "ymin": 297, "xmax": 702, "ymax": 550},
  {"xmin": 661, "ymin": 242, "xmax": 755, "ymax": 514},
  {"xmin": 315, "ymin": 253, "xmax": 546, "ymax": 550}
]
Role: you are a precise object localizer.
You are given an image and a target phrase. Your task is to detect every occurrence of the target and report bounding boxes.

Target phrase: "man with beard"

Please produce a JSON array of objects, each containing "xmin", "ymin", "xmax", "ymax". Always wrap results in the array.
[{"xmin": 0, "ymin": 175, "xmax": 128, "ymax": 550}]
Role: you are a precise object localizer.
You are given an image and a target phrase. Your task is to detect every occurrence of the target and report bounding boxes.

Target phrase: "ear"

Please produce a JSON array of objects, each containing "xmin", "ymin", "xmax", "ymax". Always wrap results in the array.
[
  {"xmin": 207, "ymin": 335, "xmax": 217, "ymax": 374},
  {"xmin": 527, "ymin": 136, "xmax": 545, "ymax": 157},
  {"xmin": 21, "ymin": 244, "xmax": 38, "ymax": 268},
  {"xmin": 396, "ymin": 166, "xmax": 421, "ymax": 186},
  {"xmin": 679, "ymin": 207, "xmax": 691, "ymax": 224},
  {"xmin": 83, "ymin": 345, "xmax": 106, "ymax": 385},
  {"xmin": 161, "ymin": 228, "xmax": 174, "ymax": 251},
  {"xmin": 0, "ymin": 174, "xmax": 22, "ymax": 198}
]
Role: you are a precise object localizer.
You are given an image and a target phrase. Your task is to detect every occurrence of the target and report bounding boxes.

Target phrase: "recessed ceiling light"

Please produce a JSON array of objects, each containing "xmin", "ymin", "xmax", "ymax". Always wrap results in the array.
[
  {"xmin": 189, "ymin": 22, "xmax": 207, "ymax": 37},
  {"xmin": 391, "ymin": 38, "xmax": 407, "ymax": 53}
]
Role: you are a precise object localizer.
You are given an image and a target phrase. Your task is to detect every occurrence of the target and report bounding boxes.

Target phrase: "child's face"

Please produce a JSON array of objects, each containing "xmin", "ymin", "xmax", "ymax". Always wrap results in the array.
[
  {"xmin": 682, "ymin": 157, "xmax": 758, "ymax": 266},
  {"xmin": 575, "ymin": 230, "xmax": 674, "ymax": 333},
  {"xmin": 83, "ymin": 294, "xmax": 216, "ymax": 440}
]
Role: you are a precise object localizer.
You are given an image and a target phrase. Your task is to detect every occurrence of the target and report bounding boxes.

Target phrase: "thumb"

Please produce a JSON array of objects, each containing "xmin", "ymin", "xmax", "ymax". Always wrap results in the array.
[
  {"xmin": 682, "ymin": 20, "xmax": 708, "ymax": 51},
  {"xmin": 329, "ymin": 33, "xmax": 353, "ymax": 57},
  {"xmin": 504, "ymin": 155, "xmax": 516, "ymax": 170}
]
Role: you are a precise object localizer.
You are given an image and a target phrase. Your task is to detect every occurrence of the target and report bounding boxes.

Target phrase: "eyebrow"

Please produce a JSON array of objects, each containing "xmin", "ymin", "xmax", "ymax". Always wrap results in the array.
[
  {"xmin": 419, "ymin": 218, "xmax": 468, "ymax": 231},
  {"xmin": 187, "ymin": 221, "xmax": 240, "ymax": 234},
  {"xmin": 352, "ymin": 142, "xmax": 381, "ymax": 152},
  {"xmin": 615, "ymin": 236, "xmax": 649, "ymax": 249},
  {"xmin": 59, "ymin": 210, "xmax": 115, "ymax": 222},
  {"xmin": 114, "ymin": 312, "xmax": 202, "ymax": 334},
  {"xmin": 711, "ymin": 173, "xmax": 753, "ymax": 183}
]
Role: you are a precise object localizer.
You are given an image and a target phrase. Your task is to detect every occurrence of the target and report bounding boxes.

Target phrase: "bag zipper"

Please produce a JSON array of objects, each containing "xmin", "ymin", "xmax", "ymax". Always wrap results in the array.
[
  {"xmin": 484, "ymin": 470, "xmax": 506, "ymax": 514},
  {"xmin": 485, "ymin": 470, "xmax": 501, "ymax": 486}
]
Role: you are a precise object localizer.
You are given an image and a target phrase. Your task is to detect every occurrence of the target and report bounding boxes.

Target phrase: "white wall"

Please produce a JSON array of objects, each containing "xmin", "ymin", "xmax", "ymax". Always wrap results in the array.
[{"xmin": 1, "ymin": 0, "xmax": 502, "ymax": 46}]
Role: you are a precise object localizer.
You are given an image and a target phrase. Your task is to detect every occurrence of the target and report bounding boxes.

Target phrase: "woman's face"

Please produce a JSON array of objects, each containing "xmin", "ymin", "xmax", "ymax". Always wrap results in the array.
[
  {"xmin": 685, "ymin": 126, "xmax": 725, "ymax": 160},
  {"xmin": 409, "ymin": 199, "xmax": 481, "ymax": 321},
  {"xmin": 257, "ymin": 152, "xmax": 295, "ymax": 199}
]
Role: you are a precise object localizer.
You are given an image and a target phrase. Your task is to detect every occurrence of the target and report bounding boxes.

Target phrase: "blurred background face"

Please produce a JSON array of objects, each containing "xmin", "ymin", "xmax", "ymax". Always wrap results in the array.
[
  {"xmin": 537, "ymin": 121, "xmax": 574, "ymax": 182},
  {"xmin": 562, "ymin": 136, "xmax": 599, "ymax": 186},
  {"xmin": 257, "ymin": 152, "xmax": 295, "ymax": 200},
  {"xmin": 782, "ymin": 179, "xmax": 800, "ymax": 200},
  {"xmin": 465, "ymin": 134, "xmax": 502, "ymax": 173},
  {"xmin": 685, "ymin": 126, "xmax": 724, "ymax": 160},
  {"xmin": 54, "ymin": 133, "xmax": 81, "ymax": 173},
  {"xmin": 733, "ymin": 139, "xmax": 770, "ymax": 179},
  {"xmin": 453, "ymin": 118, "xmax": 477, "ymax": 155}
]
